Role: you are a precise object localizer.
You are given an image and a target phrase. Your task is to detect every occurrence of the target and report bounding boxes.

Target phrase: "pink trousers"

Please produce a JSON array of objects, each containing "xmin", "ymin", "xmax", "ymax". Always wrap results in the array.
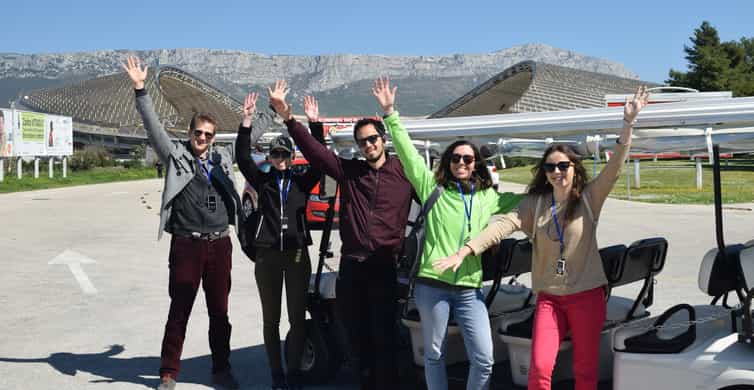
[{"xmin": 528, "ymin": 286, "xmax": 607, "ymax": 390}]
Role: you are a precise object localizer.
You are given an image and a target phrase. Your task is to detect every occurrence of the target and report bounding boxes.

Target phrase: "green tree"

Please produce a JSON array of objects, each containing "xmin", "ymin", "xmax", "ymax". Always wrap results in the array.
[{"xmin": 667, "ymin": 21, "xmax": 754, "ymax": 97}]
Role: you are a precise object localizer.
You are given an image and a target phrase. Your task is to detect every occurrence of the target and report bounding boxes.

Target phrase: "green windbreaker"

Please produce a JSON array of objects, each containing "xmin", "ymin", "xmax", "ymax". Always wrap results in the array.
[{"xmin": 384, "ymin": 112, "xmax": 522, "ymax": 288}]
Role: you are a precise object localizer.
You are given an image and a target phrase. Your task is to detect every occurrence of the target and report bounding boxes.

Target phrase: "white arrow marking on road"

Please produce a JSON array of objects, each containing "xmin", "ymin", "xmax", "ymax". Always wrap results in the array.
[{"xmin": 49, "ymin": 250, "xmax": 98, "ymax": 295}]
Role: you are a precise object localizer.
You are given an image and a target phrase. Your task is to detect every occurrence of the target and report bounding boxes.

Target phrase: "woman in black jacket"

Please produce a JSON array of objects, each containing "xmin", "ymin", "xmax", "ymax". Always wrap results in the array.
[{"xmin": 236, "ymin": 92, "xmax": 325, "ymax": 389}]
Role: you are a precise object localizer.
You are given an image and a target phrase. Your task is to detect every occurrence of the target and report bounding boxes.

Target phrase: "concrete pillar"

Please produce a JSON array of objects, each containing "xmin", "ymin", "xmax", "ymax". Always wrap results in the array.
[
  {"xmin": 634, "ymin": 159, "xmax": 641, "ymax": 189},
  {"xmin": 696, "ymin": 157, "xmax": 703, "ymax": 190},
  {"xmin": 49, "ymin": 157, "xmax": 54, "ymax": 178},
  {"xmin": 17, "ymin": 158, "xmax": 22, "ymax": 179},
  {"xmin": 0, "ymin": 159, "xmax": 4, "ymax": 182},
  {"xmin": 63, "ymin": 157, "xmax": 68, "ymax": 178},
  {"xmin": 34, "ymin": 158, "xmax": 39, "ymax": 179}
]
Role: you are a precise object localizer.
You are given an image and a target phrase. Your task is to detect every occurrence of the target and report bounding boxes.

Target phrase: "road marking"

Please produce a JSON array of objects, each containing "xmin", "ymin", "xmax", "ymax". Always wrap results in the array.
[{"xmin": 49, "ymin": 250, "xmax": 98, "ymax": 295}]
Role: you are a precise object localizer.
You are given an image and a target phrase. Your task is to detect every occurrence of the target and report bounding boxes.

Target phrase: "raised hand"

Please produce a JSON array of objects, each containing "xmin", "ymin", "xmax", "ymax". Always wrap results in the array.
[
  {"xmin": 267, "ymin": 80, "xmax": 292, "ymax": 120},
  {"xmin": 242, "ymin": 92, "xmax": 259, "ymax": 127},
  {"xmin": 623, "ymin": 85, "xmax": 650, "ymax": 126},
  {"xmin": 303, "ymin": 95, "xmax": 319, "ymax": 123},
  {"xmin": 122, "ymin": 56, "xmax": 148, "ymax": 90},
  {"xmin": 372, "ymin": 76, "xmax": 397, "ymax": 115}
]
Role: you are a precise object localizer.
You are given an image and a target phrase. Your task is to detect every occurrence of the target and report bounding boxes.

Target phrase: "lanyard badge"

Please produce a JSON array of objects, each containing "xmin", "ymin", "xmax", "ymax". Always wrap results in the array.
[
  {"xmin": 276, "ymin": 171, "xmax": 292, "ymax": 231},
  {"xmin": 198, "ymin": 158, "xmax": 217, "ymax": 213},
  {"xmin": 551, "ymin": 193, "xmax": 566, "ymax": 277},
  {"xmin": 456, "ymin": 181, "xmax": 475, "ymax": 247}
]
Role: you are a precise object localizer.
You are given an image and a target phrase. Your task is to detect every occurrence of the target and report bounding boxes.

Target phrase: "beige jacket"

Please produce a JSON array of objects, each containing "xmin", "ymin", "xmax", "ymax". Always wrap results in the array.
[{"xmin": 466, "ymin": 143, "xmax": 630, "ymax": 296}]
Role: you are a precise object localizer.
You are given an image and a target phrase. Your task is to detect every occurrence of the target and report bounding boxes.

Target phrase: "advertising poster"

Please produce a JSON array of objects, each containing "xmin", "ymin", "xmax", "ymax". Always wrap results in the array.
[
  {"xmin": 16, "ymin": 111, "xmax": 46, "ymax": 156},
  {"xmin": 45, "ymin": 114, "xmax": 74, "ymax": 156},
  {"xmin": 0, "ymin": 109, "xmax": 12, "ymax": 157}
]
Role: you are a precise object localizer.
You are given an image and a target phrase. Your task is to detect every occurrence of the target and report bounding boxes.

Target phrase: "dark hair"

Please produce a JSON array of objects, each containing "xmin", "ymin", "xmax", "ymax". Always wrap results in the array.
[
  {"xmin": 434, "ymin": 140, "xmax": 493, "ymax": 191},
  {"xmin": 0, "ymin": 110, "xmax": 4, "ymax": 119},
  {"xmin": 352, "ymin": 118, "xmax": 386, "ymax": 139},
  {"xmin": 189, "ymin": 112, "xmax": 218, "ymax": 133},
  {"xmin": 527, "ymin": 144, "xmax": 589, "ymax": 222}
]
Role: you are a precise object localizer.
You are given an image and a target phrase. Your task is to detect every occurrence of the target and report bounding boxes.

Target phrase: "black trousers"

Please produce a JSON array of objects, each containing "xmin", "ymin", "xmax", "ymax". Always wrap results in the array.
[
  {"xmin": 336, "ymin": 257, "xmax": 398, "ymax": 390},
  {"xmin": 255, "ymin": 247, "xmax": 312, "ymax": 379}
]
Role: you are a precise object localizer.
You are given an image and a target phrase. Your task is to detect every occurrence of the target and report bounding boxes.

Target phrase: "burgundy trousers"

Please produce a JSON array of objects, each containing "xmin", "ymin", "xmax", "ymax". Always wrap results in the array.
[{"xmin": 159, "ymin": 235, "xmax": 233, "ymax": 378}]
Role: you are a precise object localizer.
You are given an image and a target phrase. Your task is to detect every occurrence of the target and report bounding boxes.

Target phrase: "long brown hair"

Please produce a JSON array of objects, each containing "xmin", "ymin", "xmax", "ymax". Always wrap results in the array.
[
  {"xmin": 527, "ymin": 144, "xmax": 589, "ymax": 222},
  {"xmin": 434, "ymin": 140, "xmax": 493, "ymax": 191}
]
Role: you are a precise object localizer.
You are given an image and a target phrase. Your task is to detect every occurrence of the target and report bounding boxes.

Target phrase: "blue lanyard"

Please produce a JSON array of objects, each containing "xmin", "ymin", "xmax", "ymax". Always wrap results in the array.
[
  {"xmin": 456, "ymin": 180, "xmax": 475, "ymax": 241},
  {"xmin": 550, "ymin": 193, "xmax": 565, "ymax": 257},
  {"xmin": 197, "ymin": 158, "xmax": 211, "ymax": 183},
  {"xmin": 275, "ymin": 170, "xmax": 292, "ymax": 206}
]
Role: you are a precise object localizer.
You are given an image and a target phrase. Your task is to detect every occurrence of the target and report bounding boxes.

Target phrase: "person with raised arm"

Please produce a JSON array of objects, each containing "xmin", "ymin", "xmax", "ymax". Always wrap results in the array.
[
  {"xmin": 268, "ymin": 80, "xmax": 414, "ymax": 389},
  {"xmin": 235, "ymin": 92, "xmax": 325, "ymax": 390},
  {"xmin": 123, "ymin": 56, "xmax": 242, "ymax": 390},
  {"xmin": 373, "ymin": 77, "xmax": 521, "ymax": 390},
  {"xmin": 435, "ymin": 86, "xmax": 650, "ymax": 390}
]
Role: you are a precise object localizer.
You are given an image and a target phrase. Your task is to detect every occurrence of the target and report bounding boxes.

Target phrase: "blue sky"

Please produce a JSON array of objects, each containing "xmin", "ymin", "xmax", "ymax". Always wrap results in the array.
[{"xmin": 2, "ymin": 0, "xmax": 751, "ymax": 83}]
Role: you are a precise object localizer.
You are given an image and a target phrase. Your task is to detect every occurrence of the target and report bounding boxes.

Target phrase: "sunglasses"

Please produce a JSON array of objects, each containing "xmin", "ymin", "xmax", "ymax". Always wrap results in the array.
[
  {"xmin": 192, "ymin": 129, "xmax": 215, "ymax": 139},
  {"xmin": 270, "ymin": 150, "xmax": 291, "ymax": 159},
  {"xmin": 451, "ymin": 154, "xmax": 475, "ymax": 165},
  {"xmin": 543, "ymin": 161, "xmax": 572, "ymax": 173},
  {"xmin": 356, "ymin": 134, "xmax": 381, "ymax": 148}
]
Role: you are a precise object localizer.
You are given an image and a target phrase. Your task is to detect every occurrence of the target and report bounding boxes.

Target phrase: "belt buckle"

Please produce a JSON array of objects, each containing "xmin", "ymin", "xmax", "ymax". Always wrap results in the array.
[{"xmin": 190, "ymin": 232, "xmax": 201, "ymax": 239}]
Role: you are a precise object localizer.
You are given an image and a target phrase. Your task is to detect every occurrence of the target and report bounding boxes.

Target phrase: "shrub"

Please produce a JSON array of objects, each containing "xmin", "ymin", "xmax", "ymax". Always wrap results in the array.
[{"xmin": 69, "ymin": 146, "xmax": 114, "ymax": 171}]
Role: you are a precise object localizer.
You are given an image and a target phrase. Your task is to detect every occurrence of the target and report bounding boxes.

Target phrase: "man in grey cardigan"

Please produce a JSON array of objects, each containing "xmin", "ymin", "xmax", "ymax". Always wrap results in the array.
[{"xmin": 124, "ymin": 56, "xmax": 242, "ymax": 390}]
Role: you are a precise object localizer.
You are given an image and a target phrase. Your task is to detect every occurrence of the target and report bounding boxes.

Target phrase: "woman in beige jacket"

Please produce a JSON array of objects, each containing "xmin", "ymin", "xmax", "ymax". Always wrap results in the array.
[{"xmin": 434, "ymin": 86, "xmax": 649, "ymax": 390}]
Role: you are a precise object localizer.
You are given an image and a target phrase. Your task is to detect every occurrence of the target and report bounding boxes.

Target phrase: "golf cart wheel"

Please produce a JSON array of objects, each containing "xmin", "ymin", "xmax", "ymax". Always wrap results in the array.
[{"xmin": 284, "ymin": 319, "xmax": 340, "ymax": 384}]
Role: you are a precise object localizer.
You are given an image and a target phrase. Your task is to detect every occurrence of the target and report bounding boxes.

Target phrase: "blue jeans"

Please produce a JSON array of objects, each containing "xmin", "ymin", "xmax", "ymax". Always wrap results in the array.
[{"xmin": 414, "ymin": 282, "xmax": 493, "ymax": 390}]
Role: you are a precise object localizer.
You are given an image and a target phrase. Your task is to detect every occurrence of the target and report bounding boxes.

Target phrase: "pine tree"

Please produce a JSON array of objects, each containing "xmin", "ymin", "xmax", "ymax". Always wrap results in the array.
[{"xmin": 668, "ymin": 21, "xmax": 754, "ymax": 97}]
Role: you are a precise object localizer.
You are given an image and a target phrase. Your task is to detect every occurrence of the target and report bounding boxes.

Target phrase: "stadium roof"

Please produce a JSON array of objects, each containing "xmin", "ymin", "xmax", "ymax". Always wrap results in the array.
[
  {"xmin": 19, "ymin": 67, "xmax": 247, "ymax": 134},
  {"xmin": 430, "ymin": 61, "xmax": 659, "ymax": 118}
]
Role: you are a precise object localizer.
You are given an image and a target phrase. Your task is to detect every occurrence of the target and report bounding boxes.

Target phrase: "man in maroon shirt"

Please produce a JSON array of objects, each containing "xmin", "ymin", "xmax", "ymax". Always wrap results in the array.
[{"xmin": 268, "ymin": 81, "xmax": 414, "ymax": 389}]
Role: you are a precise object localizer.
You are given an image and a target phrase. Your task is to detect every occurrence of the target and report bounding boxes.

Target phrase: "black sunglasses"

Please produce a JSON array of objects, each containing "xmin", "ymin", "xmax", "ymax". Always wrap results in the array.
[
  {"xmin": 543, "ymin": 161, "xmax": 572, "ymax": 173},
  {"xmin": 451, "ymin": 153, "xmax": 475, "ymax": 165},
  {"xmin": 270, "ymin": 150, "xmax": 291, "ymax": 159},
  {"xmin": 356, "ymin": 134, "xmax": 381, "ymax": 148},
  {"xmin": 192, "ymin": 129, "xmax": 215, "ymax": 139}
]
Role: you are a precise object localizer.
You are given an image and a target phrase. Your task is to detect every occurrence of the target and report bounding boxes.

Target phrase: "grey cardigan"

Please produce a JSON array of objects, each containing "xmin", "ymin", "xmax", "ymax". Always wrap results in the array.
[{"xmin": 134, "ymin": 89, "xmax": 242, "ymax": 240}]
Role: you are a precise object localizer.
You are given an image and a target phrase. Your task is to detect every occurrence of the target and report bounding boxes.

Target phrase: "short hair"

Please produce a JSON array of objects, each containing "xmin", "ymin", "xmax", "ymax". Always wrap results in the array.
[
  {"xmin": 0, "ymin": 110, "xmax": 4, "ymax": 119},
  {"xmin": 352, "ymin": 118, "xmax": 386, "ymax": 139},
  {"xmin": 189, "ymin": 112, "xmax": 218, "ymax": 133}
]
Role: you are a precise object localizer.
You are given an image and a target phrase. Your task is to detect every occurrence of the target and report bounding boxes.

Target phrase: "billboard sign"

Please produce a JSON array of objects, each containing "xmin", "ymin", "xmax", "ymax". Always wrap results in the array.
[{"xmin": 0, "ymin": 109, "xmax": 74, "ymax": 157}]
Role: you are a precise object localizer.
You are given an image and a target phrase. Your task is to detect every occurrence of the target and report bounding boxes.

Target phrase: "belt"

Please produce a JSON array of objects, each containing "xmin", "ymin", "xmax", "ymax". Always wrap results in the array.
[{"xmin": 176, "ymin": 229, "xmax": 230, "ymax": 241}]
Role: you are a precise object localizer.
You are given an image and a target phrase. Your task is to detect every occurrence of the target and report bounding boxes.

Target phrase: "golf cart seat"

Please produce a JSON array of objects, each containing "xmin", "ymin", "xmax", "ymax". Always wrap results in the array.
[
  {"xmin": 401, "ymin": 238, "xmax": 535, "ymax": 366},
  {"xmin": 499, "ymin": 237, "xmax": 667, "ymax": 386},
  {"xmin": 614, "ymin": 240, "xmax": 754, "ymax": 355}
]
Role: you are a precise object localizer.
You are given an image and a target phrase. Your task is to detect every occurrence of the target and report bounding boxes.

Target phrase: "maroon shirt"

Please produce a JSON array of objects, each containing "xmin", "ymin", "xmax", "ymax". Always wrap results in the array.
[{"xmin": 286, "ymin": 119, "xmax": 414, "ymax": 262}]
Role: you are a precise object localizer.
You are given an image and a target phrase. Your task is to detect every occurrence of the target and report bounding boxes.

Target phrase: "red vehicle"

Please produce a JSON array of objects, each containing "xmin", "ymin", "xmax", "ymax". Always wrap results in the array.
[{"xmin": 241, "ymin": 156, "xmax": 340, "ymax": 230}]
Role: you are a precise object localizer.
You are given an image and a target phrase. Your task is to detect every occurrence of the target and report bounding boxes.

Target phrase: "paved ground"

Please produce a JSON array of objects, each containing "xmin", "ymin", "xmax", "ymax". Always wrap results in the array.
[{"xmin": 0, "ymin": 177, "xmax": 752, "ymax": 389}]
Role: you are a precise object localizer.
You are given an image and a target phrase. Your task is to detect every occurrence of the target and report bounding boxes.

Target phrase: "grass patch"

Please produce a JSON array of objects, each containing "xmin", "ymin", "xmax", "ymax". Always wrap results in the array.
[
  {"xmin": 499, "ymin": 159, "xmax": 754, "ymax": 204},
  {"xmin": 0, "ymin": 166, "xmax": 159, "ymax": 193}
]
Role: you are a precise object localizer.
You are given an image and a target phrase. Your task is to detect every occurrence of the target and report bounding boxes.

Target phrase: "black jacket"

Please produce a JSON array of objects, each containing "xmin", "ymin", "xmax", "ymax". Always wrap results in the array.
[{"xmin": 236, "ymin": 122, "xmax": 325, "ymax": 251}]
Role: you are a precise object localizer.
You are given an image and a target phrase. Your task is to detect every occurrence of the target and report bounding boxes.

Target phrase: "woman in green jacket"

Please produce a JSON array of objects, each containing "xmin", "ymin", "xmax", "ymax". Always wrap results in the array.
[{"xmin": 372, "ymin": 77, "xmax": 521, "ymax": 390}]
